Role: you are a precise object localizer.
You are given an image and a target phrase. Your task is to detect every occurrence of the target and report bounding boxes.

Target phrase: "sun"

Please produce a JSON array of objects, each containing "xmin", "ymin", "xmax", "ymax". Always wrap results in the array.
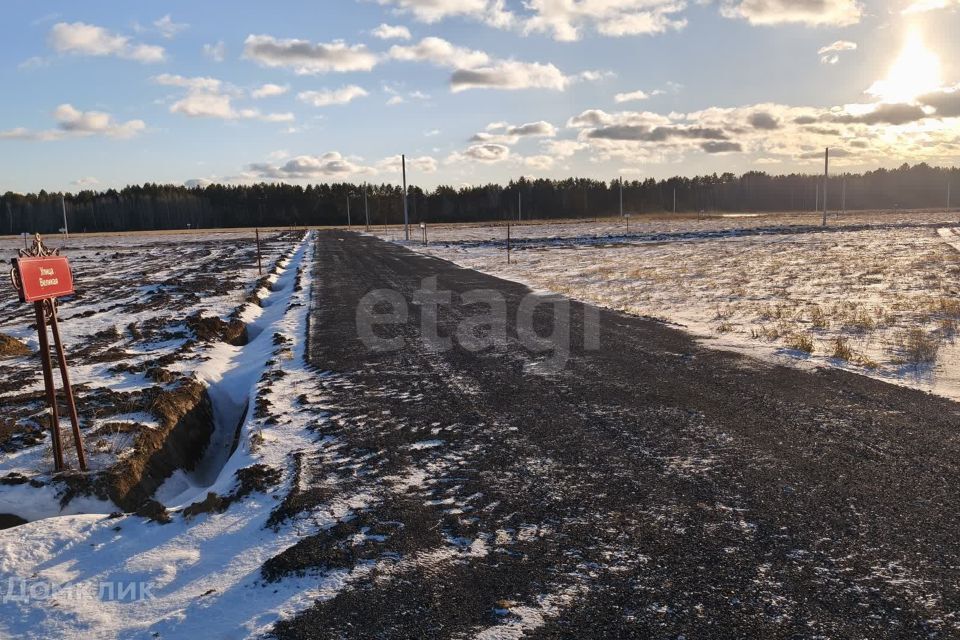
[{"xmin": 867, "ymin": 28, "xmax": 943, "ymax": 103}]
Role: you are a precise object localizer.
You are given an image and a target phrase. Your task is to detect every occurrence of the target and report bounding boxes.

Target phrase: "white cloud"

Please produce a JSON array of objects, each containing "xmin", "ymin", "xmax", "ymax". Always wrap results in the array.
[
  {"xmin": 252, "ymin": 83, "xmax": 290, "ymax": 99},
  {"xmin": 203, "ymin": 41, "xmax": 226, "ymax": 62},
  {"xmin": 472, "ymin": 120, "xmax": 558, "ymax": 144},
  {"xmin": 721, "ymin": 0, "xmax": 863, "ymax": 26},
  {"xmin": 523, "ymin": 0, "xmax": 687, "ymax": 42},
  {"xmin": 451, "ymin": 61, "xmax": 569, "ymax": 92},
  {"xmin": 389, "ymin": 37, "xmax": 490, "ymax": 68},
  {"xmin": 376, "ymin": 0, "xmax": 514, "ymax": 27},
  {"xmin": 524, "ymin": 155, "xmax": 555, "ymax": 169},
  {"xmin": 250, "ymin": 152, "xmax": 375, "ymax": 179},
  {"xmin": 49, "ymin": 21, "xmax": 165, "ymax": 63},
  {"xmin": 615, "ymin": 90, "xmax": 652, "ymax": 103},
  {"xmin": 0, "ymin": 104, "xmax": 146, "ymax": 141},
  {"xmin": 153, "ymin": 73, "xmax": 223, "ymax": 92},
  {"xmin": 155, "ymin": 75, "xmax": 293, "ymax": 123},
  {"xmin": 902, "ymin": 0, "xmax": 960, "ymax": 13},
  {"xmin": 298, "ymin": 85, "xmax": 369, "ymax": 107},
  {"xmin": 243, "ymin": 34, "xmax": 379, "ymax": 74},
  {"xmin": 378, "ymin": 154, "xmax": 438, "ymax": 173},
  {"xmin": 372, "ymin": 23, "xmax": 412, "ymax": 40},
  {"xmin": 185, "ymin": 178, "xmax": 214, "ymax": 188},
  {"xmin": 154, "ymin": 15, "xmax": 188, "ymax": 39},
  {"xmin": 818, "ymin": 40, "xmax": 857, "ymax": 64},
  {"xmin": 72, "ymin": 176, "xmax": 100, "ymax": 187},
  {"xmin": 457, "ymin": 143, "xmax": 512, "ymax": 162}
]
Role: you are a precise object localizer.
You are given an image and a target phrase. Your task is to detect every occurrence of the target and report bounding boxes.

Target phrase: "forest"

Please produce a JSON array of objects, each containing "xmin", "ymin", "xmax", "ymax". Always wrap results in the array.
[{"xmin": 1, "ymin": 162, "xmax": 957, "ymax": 234}]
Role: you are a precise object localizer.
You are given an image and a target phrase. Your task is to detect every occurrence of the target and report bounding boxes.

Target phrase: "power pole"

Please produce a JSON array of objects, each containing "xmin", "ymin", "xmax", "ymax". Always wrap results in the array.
[
  {"xmin": 61, "ymin": 195, "xmax": 69, "ymax": 238},
  {"xmin": 402, "ymin": 154, "xmax": 409, "ymax": 241},
  {"xmin": 822, "ymin": 147, "xmax": 829, "ymax": 227},
  {"xmin": 364, "ymin": 184, "xmax": 370, "ymax": 232},
  {"xmin": 619, "ymin": 176, "xmax": 624, "ymax": 219},
  {"xmin": 346, "ymin": 195, "xmax": 351, "ymax": 227},
  {"xmin": 815, "ymin": 183, "xmax": 819, "ymax": 213}
]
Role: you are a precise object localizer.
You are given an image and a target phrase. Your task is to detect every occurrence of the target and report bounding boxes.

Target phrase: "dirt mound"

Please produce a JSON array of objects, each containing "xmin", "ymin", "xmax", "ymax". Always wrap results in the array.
[
  {"xmin": 186, "ymin": 312, "xmax": 248, "ymax": 346},
  {"xmin": 104, "ymin": 378, "xmax": 215, "ymax": 511},
  {"xmin": 0, "ymin": 333, "xmax": 30, "ymax": 358}
]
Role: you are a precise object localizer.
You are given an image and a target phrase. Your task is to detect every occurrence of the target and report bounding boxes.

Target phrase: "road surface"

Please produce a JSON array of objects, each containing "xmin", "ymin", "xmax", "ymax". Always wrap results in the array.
[{"xmin": 273, "ymin": 231, "xmax": 960, "ymax": 638}]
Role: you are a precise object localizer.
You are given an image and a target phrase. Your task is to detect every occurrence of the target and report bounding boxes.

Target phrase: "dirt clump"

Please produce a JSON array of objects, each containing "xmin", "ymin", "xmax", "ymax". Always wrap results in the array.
[
  {"xmin": 182, "ymin": 464, "xmax": 282, "ymax": 520},
  {"xmin": 0, "ymin": 333, "xmax": 30, "ymax": 358},
  {"xmin": 186, "ymin": 312, "xmax": 248, "ymax": 346}
]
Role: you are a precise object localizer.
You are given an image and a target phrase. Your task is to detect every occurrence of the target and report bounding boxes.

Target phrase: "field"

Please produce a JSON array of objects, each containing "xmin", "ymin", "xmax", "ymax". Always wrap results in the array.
[
  {"xmin": 376, "ymin": 209, "xmax": 960, "ymax": 402},
  {"xmin": 3, "ymin": 215, "xmax": 960, "ymax": 637}
]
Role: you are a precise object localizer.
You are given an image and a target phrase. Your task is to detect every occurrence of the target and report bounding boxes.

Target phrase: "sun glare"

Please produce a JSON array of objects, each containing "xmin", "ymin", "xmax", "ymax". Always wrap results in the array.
[{"xmin": 867, "ymin": 28, "xmax": 943, "ymax": 103}]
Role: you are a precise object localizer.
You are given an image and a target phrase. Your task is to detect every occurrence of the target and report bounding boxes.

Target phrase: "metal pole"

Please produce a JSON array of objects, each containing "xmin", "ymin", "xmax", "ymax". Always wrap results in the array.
[
  {"xmin": 346, "ymin": 196, "xmax": 351, "ymax": 227},
  {"xmin": 61, "ymin": 195, "xmax": 69, "ymax": 239},
  {"xmin": 256, "ymin": 229, "xmax": 262, "ymax": 276},
  {"xmin": 47, "ymin": 303, "xmax": 86, "ymax": 471},
  {"xmin": 34, "ymin": 302, "xmax": 65, "ymax": 472},
  {"xmin": 619, "ymin": 177, "xmax": 623, "ymax": 219},
  {"xmin": 364, "ymin": 185, "xmax": 370, "ymax": 232},
  {"xmin": 822, "ymin": 147, "xmax": 829, "ymax": 227},
  {"xmin": 402, "ymin": 154, "xmax": 409, "ymax": 241}
]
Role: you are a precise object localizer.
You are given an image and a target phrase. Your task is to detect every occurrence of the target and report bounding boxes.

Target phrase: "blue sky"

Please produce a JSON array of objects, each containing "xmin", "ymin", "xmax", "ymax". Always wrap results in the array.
[{"xmin": 1, "ymin": 0, "xmax": 958, "ymax": 193}]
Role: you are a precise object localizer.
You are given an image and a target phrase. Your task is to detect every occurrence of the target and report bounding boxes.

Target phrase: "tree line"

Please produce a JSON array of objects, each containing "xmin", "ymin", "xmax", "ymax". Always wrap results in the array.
[{"xmin": 2, "ymin": 162, "xmax": 957, "ymax": 235}]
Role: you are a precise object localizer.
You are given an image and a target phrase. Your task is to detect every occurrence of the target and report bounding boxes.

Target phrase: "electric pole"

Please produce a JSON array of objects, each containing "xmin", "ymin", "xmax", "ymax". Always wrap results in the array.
[
  {"xmin": 619, "ymin": 176, "xmax": 624, "ymax": 219},
  {"xmin": 402, "ymin": 154, "xmax": 409, "ymax": 241},
  {"xmin": 822, "ymin": 147, "xmax": 829, "ymax": 227},
  {"xmin": 364, "ymin": 184, "xmax": 370, "ymax": 232},
  {"xmin": 61, "ymin": 195, "xmax": 69, "ymax": 238}
]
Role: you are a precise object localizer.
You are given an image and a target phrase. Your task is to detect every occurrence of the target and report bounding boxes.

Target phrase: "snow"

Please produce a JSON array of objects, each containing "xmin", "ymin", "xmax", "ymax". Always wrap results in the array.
[
  {"xmin": 377, "ymin": 211, "xmax": 960, "ymax": 402},
  {"xmin": 0, "ymin": 231, "xmax": 375, "ymax": 638}
]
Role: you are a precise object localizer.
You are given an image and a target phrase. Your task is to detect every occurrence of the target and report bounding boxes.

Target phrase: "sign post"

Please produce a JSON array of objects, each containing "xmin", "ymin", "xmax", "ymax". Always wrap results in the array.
[{"xmin": 9, "ymin": 234, "xmax": 86, "ymax": 472}]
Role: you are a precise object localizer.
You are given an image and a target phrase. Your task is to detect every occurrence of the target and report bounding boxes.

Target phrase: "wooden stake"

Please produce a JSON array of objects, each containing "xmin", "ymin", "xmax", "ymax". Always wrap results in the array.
[
  {"xmin": 34, "ymin": 302, "xmax": 65, "ymax": 472},
  {"xmin": 48, "ymin": 303, "xmax": 86, "ymax": 471}
]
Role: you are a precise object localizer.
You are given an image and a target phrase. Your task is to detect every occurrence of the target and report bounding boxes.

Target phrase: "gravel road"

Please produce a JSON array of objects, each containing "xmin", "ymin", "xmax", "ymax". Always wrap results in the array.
[{"xmin": 273, "ymin": 231, "xmax": 960, "ymax": 639}]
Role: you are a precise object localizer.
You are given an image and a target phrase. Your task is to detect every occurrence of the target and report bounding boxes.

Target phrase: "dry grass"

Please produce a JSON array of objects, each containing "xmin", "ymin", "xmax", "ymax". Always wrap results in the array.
[
  {"xmin": 831, "ymin": 337, "xmax": 854, "ymax": 361},
  {"xmin": 786, "ymin": 332, "xmax": 815, "ymax": 354}
]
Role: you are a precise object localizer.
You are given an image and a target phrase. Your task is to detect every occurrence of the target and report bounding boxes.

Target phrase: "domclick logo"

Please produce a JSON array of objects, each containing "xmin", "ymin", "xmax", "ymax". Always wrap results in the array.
[
  {"xmin": 2, "ymin": 578, "xmax": 157, "ymax": 604},
  {"xmin": 356, "ymin": 277, "xmax": 600, "ymax": 372}
]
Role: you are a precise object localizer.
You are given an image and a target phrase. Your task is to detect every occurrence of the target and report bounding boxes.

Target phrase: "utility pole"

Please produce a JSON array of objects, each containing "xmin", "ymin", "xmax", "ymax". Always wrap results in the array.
[
  {"xmin": 61, "ymin": 195, "xmax": 69, "ymax": 238},
  {"xmin": 346, "ymin": 194, "xmax": 351, "ymax": 227},
  {"xmin": 619, "ymin": 176, "xmax": 624, "ymax": 219},
  {"xmin": 518, "ymin": 188, "xmax": 522, "ymax": 222},
  {"xmin": 402, "ymin": 154, "xmax": 409, "ymax": 241},
  {"xmin": 822, "ymin": 147, "xmax": 829, "ymax": 227},
  {"xmin": 815, "ymin": 183, "xmax": 819, "ymax": 213},
  {"xmin": 842, "ymin": 178, "xmax": 847, "ymax": 216},
  {"xmin": 364, "ymin": 184, "xmax": 370, "ymax": 232}
]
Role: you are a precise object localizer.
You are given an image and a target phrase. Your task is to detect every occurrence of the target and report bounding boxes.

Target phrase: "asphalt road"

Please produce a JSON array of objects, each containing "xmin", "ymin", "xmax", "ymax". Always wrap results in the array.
[{"xmin": 274, "ymin": 231, "xmax": 960, "ymax": 639}]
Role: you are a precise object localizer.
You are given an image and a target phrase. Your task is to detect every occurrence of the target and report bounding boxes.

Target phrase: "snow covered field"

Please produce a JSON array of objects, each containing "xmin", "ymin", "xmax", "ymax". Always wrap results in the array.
[{"xmin": 378, "ymin": 210, "xmax": 960, "ymax": 402}]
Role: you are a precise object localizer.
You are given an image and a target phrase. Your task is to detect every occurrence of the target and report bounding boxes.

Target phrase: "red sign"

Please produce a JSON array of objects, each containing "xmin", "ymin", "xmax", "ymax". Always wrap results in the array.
[{"xmin": 11, "ymin": 256, "xmax": 75, "ymax": 303}]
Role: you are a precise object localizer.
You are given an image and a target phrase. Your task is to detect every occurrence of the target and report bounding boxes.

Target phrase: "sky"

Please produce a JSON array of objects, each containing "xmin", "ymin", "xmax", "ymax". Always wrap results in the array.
[{"xmin": 0, "ymin": 0, "xmax": 958, "ymax": 193}]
